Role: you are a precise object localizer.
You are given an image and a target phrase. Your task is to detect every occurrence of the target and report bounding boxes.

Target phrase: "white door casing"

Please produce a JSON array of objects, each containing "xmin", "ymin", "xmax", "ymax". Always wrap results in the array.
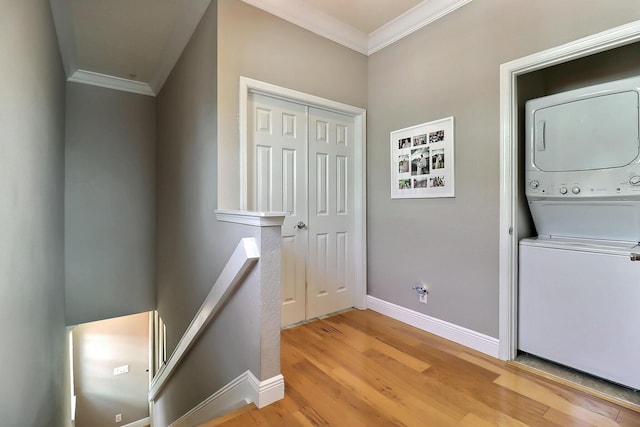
[
  {"xmin": 248, "ymin": 94, "xmax": 308, "ymax": 326},
  {"xmin": 240, "ymin": 77, "xmax": 367, "ymax": 327},
  {"xmin": 498, "ymin": 20, "xmax": 640, "ymax": 360}
]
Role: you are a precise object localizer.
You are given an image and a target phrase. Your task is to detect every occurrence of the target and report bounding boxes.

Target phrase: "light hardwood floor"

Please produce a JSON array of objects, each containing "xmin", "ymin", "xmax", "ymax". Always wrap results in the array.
[{"xmin": 203, "ymin": 310, "xmax": 640, "ymax": 426}]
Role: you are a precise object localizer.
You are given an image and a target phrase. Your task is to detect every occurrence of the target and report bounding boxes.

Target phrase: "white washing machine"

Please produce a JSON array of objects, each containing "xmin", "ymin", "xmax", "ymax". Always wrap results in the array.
[
  {"xmin": 520, "ymin": 76, "xmax": 640, "ymax": 389},
  {"xmin": 519, "ymin": 237, "xmax": 640, "ymax": 390}
]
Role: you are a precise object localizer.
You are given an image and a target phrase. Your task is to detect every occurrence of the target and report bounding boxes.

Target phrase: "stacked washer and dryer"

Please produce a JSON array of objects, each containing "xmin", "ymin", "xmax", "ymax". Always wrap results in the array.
[{"xmin": 519, "ymin": 76, "xmax": 640, "ymax": 390}]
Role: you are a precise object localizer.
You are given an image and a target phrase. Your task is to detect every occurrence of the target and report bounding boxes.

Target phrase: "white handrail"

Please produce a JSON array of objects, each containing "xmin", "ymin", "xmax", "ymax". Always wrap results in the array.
[{"xmin": 148, "ymin": 238, "xmax": 260, "ymax": 400}]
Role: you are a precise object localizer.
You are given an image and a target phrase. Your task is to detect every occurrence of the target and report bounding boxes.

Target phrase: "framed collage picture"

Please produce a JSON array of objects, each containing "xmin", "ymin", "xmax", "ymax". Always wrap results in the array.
[{"xmin": 390, "ymin": 117, "xmax": 454, "ymax": 199}]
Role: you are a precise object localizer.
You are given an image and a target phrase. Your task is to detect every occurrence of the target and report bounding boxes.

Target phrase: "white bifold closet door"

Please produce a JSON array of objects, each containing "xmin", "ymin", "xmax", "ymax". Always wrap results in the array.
[{"xmin": 248, "ymin": 93, "xmax": 355, "ymax": 326}]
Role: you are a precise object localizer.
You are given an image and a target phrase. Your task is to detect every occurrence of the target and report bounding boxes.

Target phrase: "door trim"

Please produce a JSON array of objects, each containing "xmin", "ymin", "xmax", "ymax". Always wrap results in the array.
[
  {"xmin": 498, "ymin": 20, "xmax": 640, "ymax": 360},
  {"xmin": 239, "ymin": 77, "xmax": 368, "ymax": 310}
]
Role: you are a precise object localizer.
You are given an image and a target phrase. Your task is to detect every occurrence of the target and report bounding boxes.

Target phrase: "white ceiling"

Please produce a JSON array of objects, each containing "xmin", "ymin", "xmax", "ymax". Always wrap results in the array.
[{"xmin": 50, "ymin": 0, "xmax": 471, "ymax": 97}]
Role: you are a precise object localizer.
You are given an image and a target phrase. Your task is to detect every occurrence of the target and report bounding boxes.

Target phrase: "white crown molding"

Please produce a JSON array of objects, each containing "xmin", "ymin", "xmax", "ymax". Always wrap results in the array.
[
  {"xmin": 368, "ymin": 0, "xmax": 473, "ymax": 55},
  {"xmin": 149, "ymin": 0, "xmax": 212, "ymax": 95},
  {"xmin": 68, "ymin": 70, "xmax": 156, "ymax": 97},
  {"xmin": 241, "ymin": 0, "xmax": 369, "ymax": 55},
  {"xmin": 241, "ymin": 0, "xmax": 473, "ymax": 56}
]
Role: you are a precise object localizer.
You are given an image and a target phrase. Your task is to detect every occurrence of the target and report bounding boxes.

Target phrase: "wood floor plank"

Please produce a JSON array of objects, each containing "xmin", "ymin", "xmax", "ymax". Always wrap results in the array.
[
  {"xmin": 322, "ymin": 315, "xmax": 431, "ymax": 372},
  {"xmin": 456, "ymin": 351, "xmax": 509, "ymax": 376},
  {"xmin": 307, "ymin": 321, "xmax": 468, "ymax": 423},
  {"xmin": 509, "ymin": 366, "xmax": 623, "ymax": 421},
  {"xmin": 362, "ymin": 346, "xmax": 505, "ymax": 424},
  {"xmin": 199, "ymin": 404, "xmax": 254, "ymax": 426},
  {"xmin": 617, "ymin": 407, "xmax": 640, "ymax": 426},
  {"xmin": 319, "ymin": 320, "xmax": 552, "ymax": 426},
  {"xmin": 543, "ymin": 407, "xmax": 605, "ymax": 427},
  {"xmin": 290, "ymin": 324, "xmax": 463, "ymax": 424},
  {"xmin": 494, "ymin": 372, "xmax": 620, "ymax": 426},
  {"xmin": 210, "ymin": 310, "xmax": 638, "ymax": 427},
  {"xmin": 418, "ymin": 361, "xmax": 554, "ymax": 426},
  {"xmin": 287, "ymin": 358, "xmax": 400, "ymax": 427},
  {"xmin": 330, "ymin": 364, "xmax": 461, "ymax": 426},
  {"xmin": 458, "ymin": 412, "xmax": 526, "ymax": 427}
]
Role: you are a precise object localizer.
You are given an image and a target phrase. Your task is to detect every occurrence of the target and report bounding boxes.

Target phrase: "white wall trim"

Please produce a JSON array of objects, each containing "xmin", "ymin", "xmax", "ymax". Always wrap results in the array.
[
  {"xmin": 247, "ymin": 371, "xmax": 285, "ymax": 409},
  {"xmin": 216, "ymin": 210, "xmax": 286, "ymax": 227},
  {"xmin": 239, "ymin": 76, "xmax": 368, "ymax": 311},
  {"xmin": 168, "ymin": 371, "xmax": 248, "ymax": 427},
  {"xmin": 367, "ymin": 296, "xmax": 499, "ymax": 358},
  {"xmin": 122, "ymin": 417, "xmax": 151, "ymax": 427},
  {"xmin": 148, "ymin": 238, "xmax": 260, "ymax": 400},
  {"xmin": 168, "ymin": 370, "xmax": 284, "ymax": 427},
  {"xmin": 68, "ymin": 70, "xmax": 156, "ymax": 97},
  {"xmin": 498, "ymin": 20, "xmax": 640, "ymax": 361},
  {"xmin": 241, "ymin": 0, "xmax": 472, "ymax": 56},
  {"xmin": 368, "ymin": 0, "xmax": 473, "ymax": 55}
]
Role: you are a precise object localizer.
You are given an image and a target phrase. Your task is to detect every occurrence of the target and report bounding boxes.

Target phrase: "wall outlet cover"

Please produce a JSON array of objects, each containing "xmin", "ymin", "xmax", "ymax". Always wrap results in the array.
[{"xmin": 113, "ymin": 365, "xmax": 129, "ymax": 376}]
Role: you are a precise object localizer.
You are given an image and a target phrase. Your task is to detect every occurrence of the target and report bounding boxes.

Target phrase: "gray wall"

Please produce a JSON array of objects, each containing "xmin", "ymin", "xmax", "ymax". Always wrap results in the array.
[
  {"xmin": 155, "ymin": 2, "xmax": 229, "ymax": 423},
  {"xmin": 153, "ymin": 0, "xmax": 274, "ymax": 421},
  {"xmin": 534, "ymin": 41, "xmax": 640, "ymax": 95},
  {"xmin": 153, "ymin": 223, "xmax": 275, "ymax": 427},
  {"xmin": 0, "ymin": 0, "xmax": 69, "ymax": 425},
  {"xmin": 73, "ymin": 312, "xmax": 150, "ymax": 427},
  {"xmin": 367, "ymin": 0, "xmax": 640, "ymax": 337},
  {"xmin": 156, "ymin": 0, "xmax": 219, "ymax": 356},
  {"xmin": 153, "ymin": 1, "xmax": 367, "ymax": 423},
  {"xmin": 217, "ymin": 0, "xmax": 368, "ymax": 209},
  {"xmin": 65, "ymin": 82, "xmax": 156, "ymax": 326}
]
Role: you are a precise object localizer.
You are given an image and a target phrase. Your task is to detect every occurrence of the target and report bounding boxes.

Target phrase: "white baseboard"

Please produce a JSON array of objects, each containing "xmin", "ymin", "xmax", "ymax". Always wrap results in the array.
[
  {"xmin": 366, "ymin": 295, "xmax": 500, "ymax": 358},
  {"xmin": 169, "ymin": 370, "xmax": 284, "ymax": 427},
  {"xmin": 123, "ymin": 417, "xmax": 150, "ymax": 427},
  {"xmin": 247, "ymin": 371, "xmax": 285, "ymax": 408}
]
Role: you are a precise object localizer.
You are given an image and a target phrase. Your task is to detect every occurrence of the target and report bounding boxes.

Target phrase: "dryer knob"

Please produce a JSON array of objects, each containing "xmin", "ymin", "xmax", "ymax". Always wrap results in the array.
[
  {"xmin": 572, "ymin": 186, "xmax": 581, "ymax": 194},
  {"xmin": 629, "ymin": 175, "xmax": 640, "ymax": 186},
  {"xmin": 559, "ymin": 187, "xmax": 568, "ymax": 195}
]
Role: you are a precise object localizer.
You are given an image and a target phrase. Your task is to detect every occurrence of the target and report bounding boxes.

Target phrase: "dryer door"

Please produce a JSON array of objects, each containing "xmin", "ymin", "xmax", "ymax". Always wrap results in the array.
[{"xmin": 531, "ymin": 90, "xmax": 639, "ymax": 172}]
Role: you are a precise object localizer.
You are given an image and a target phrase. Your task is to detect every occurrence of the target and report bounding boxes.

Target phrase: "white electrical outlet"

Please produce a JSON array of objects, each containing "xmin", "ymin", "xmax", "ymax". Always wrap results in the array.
[
  {"xmin": 413, "ymin": 285, "xmax": 428, "ymax": 304},
  {"xmin": 113, "ymin": 365, "xmax": 129, "ymax": 376},
  {"xmin": 419, "ymin": 292, "xmax": 428, "ymax": 304},
  {"xmin": 115, "ymin": 413, "xmax": 122, "ymax": 422}
]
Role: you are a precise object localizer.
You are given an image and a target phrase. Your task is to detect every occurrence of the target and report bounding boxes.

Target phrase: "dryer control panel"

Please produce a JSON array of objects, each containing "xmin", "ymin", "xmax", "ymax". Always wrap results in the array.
[{"xmin": 526, "ymin": 169, "xmax": 640, "ymax": 199}]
